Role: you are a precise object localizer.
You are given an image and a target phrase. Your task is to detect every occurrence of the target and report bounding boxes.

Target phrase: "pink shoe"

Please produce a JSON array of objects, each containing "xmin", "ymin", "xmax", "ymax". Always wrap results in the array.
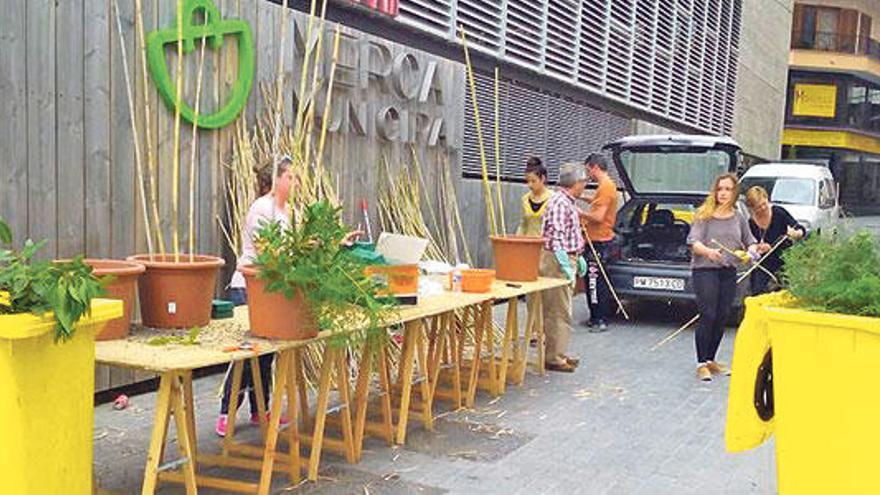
[
  {"xmin": 250, "ymin": 412, "xmax": 289, "ymax": 426},
  {"xmin": 215, "ymin": 414, "xmax": 228, "ymax": 437}
]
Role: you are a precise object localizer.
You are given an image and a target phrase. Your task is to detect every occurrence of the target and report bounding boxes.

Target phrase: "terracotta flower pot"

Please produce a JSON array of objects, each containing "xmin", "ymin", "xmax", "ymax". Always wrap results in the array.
[
  {"xmin": 241, "ymin": 265, "xmax": 317, "ymax": 340},
  {"xmin": 126, "ymin": 254, "xmax": 224, "ymax": 329},
  {"xmin": 85, "ymin": 259, "xmax": 146, "ymax": 340},
  {"xmin": 490, "ymin": 235, "xmax": 545, "ymax": 282}
]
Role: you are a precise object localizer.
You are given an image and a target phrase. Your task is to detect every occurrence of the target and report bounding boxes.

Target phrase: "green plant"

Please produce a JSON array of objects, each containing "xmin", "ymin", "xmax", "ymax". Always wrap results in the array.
[
  {"xmin": 148, "ymin": 327, "xmax": 202, "ymax": 346},
  {"xmin": 253, "ymin": 200, "xmax": 396, "ymax": 344},
  {"xmin": 0, "ymin": 217, "xmax": 106, "ymax": 341},
  {"xmin": 782, "ymin": 229, "xmax": 880, "ymax": 317}
]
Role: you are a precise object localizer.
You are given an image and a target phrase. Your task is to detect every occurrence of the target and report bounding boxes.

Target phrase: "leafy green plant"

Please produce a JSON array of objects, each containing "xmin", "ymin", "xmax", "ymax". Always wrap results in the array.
[
  {"xmin": 782, "ymin": 229, "xmax": 880, "ymax": 317},
  {"xmin": 253, "ymin": 200, "xmax": 396, "ymax": 344},
  {"xmin": 0, "ymin": 217, "xmax": 106, "ymax": 341},
  {"xmin": 148, "ymin": 327, "xmax": 202, "ymax": 346}
]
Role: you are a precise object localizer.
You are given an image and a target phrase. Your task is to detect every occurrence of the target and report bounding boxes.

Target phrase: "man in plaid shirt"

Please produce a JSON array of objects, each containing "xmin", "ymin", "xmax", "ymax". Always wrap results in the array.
[{"xmin": 540, "ymin": 162, "xmax": 589, "ymax": 372}]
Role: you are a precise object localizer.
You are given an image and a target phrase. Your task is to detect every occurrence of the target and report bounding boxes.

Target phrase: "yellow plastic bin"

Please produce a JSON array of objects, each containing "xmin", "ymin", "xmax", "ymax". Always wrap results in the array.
[
  {"xmin": 0, "ymin": 299, "xmax": 122, "ymax": 495},
  {"xmin": 726, "ymin": 291, "xmax": 880, "ymax": 494}
]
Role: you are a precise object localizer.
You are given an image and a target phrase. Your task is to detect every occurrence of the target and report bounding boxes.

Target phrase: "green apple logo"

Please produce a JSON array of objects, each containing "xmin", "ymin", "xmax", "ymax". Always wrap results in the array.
[{"xmin": 147, "ymin": 0, "xmax": 254, "ymax": 129}]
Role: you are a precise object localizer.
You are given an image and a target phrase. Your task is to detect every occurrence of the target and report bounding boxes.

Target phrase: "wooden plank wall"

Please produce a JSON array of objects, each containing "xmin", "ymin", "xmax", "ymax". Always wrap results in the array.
[{"xmin": 0, "ymin": 0, "xmax": 466, "ymax": 393}]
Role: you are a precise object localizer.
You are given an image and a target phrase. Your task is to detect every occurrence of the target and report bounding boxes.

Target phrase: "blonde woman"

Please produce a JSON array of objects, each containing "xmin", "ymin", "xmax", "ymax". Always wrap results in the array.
[
  {"xmin": 687, "ymin": 173, "xmax": 757, "ymax": 381},
  {"xmin": 516, "ymin": 157, "xmax": 551, "ymax": 236},
  {"xmin": 745, "ymin": 186, "xmax": 805, "ymax": 295}
]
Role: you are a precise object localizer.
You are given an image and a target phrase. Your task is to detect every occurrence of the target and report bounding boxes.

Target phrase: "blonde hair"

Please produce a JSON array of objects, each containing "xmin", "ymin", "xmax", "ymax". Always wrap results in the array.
[
  {"xmin": 695, "ymin": 173, "xmax": 739, "ymax": 221},
  {"xmin": 745, "ymin": 185, "xmax": 769, "ymax": 210}
]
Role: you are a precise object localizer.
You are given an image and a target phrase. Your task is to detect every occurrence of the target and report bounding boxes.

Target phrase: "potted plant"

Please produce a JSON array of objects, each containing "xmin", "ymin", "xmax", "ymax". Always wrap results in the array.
[
  {"xmin": 726, "ymin": 229, "xmax": 880, "ymax": 493},
  {"xmin": 0, "ymin": 218, "xmax": 123, "ymax": 493},
  {"xmin": 243, "ymin": 200, "xmax": 396, "ymax": 341}
]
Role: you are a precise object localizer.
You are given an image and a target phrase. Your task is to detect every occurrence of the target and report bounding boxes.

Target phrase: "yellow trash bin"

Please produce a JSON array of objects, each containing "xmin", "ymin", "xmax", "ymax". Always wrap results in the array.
[
  {"xmin": 0, "ymin": 299, "xmax": 122, "ymax": 495},
  {"xmin": 726, "ymin": 291, "xmax": 880, "ymax": 494}
]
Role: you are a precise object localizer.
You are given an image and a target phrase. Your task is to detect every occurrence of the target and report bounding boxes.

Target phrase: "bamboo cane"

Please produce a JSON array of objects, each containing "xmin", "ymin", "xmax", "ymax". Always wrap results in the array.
[
  {"xmin": 170, "ymin": 0, "xmax": 185, "ymax": 261},
  {"xmin": 134, "ymin": 0, "xmax": 166, "ymax": 255},
  {"xmin": 493, "ymin": 66, "xmax": 506, "ymax": 235},
  {"xmin": 293, "ymin": 0, "xmax": 319, "ymax": 137},
  {"xmin": 711, "ymin": 239, "xmax": 778, "ymax": 284},
  {"xmin": 112, "ymin": 0, "xmax": 154, "ymax": 255},
  {"xmin": 460, "ymin": 27, "xmax": 498, "ymax": 237},
  {"xmin": 270, "ymin": 0, "xmax": 290, "ymax": 193},
  {"xmin": 187, "ymin": 21, "xmax": 210, "ymax": 261},
  {"xmin": 650, "ymin": 235, "xmax": 790, "ymax": 351},
  {"xmin": 315, "ymin": 27, "xmax": 343, "ymax": 180}
]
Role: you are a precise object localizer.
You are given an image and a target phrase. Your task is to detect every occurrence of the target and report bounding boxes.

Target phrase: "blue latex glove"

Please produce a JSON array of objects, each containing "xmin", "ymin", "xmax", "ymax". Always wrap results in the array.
[
  {"xmin": 554, "ymin": 249, "xmax": 575, "ymax": 281},
  {"xmin": 577, "ymin": 256, "xmax": 587, "ymax": 277}
]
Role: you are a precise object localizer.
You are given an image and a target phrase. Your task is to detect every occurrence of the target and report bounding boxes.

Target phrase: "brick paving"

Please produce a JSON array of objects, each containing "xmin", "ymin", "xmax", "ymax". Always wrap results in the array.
[{"xmin": 94, "ymin": 299, "xmax": 776, "ymax": 494}]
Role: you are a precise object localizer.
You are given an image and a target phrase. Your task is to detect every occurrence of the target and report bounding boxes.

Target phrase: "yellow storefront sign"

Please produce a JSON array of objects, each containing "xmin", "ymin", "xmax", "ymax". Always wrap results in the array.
[
  {"xmin": 782, "ymin": 128, "xmax": 880, "ymax": 155},
  {"xmin": 792, "ymin": 83, "xmax": 837, "ymax": 118}
]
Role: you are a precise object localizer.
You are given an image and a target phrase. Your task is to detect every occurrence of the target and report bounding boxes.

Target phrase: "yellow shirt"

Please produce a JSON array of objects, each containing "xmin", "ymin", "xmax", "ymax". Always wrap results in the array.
[{"xmin": 516, "ymin": 190, "xmax": 551, "ymax": 237}]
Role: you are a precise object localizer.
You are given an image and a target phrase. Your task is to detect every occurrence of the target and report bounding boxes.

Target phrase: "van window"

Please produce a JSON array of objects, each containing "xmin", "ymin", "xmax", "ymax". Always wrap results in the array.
[
  {"xmin": 818, "ymin": 179, "xmax": 835, "ymax": 209},
  {"xmin": 618, "ymin": 149, "xmax": 732, "ymax": 194},
  {"xmin": 740, "ymin": 177, "xmax": 816, "ymax": 206}
]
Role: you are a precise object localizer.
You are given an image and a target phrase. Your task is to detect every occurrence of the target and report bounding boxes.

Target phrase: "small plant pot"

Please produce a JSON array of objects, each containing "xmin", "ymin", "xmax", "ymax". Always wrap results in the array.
[
  {"xmin": 452, "ymin": 268, "xmax": 495, "ymax": 293},
  {"xmin": 490, "ymin": 235, "xmax": 545, "ymax": 282},
  {"xmin": 84, "ymin": 259, "xmax": 145, "ymax": 340},
  {"xmin": 241, "ymin": 265, "xmax": 317, "ymax": 340},
  {"xmin": 126, "ymin": 254, "xmax": 224, "ymax": 329}
]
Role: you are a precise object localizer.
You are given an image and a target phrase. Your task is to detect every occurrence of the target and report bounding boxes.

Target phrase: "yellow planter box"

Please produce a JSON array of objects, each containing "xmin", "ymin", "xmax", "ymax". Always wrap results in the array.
[
  {"xmin": 0, "ymin": 299, "xmax": 122, "ymax": 495},
  {"xmin": 726, "ymin": 292, "xmax": 880, "ymax": 494}
]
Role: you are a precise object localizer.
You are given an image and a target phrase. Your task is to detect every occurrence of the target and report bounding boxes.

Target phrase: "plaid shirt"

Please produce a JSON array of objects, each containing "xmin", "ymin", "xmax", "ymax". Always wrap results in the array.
[{"xmin": 542, "ymin": 189, "xmax": 585, "ymax": 253}]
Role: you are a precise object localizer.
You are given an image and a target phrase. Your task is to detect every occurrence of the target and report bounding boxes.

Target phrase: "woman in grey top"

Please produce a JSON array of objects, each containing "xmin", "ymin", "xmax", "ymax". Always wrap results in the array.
[{"xmin": 687, "ymin": 173, "xmax": 757, "ymax": 381}]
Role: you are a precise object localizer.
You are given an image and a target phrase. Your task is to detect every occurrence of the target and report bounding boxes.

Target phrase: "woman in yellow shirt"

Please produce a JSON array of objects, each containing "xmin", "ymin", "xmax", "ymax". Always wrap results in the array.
[{"xmin": 516, "ymin": 157, "xmax": 551, "ymax": 236}]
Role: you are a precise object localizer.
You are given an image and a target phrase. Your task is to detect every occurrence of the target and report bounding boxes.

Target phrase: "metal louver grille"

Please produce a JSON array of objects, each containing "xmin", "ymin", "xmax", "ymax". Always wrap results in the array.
[
  {"xmin": 462, "ymin": 70, "xmax": 630, "ymax": 182},
  {"xmin": 395, "ymin": 0, "xmax": 744, "ymax": 136}
]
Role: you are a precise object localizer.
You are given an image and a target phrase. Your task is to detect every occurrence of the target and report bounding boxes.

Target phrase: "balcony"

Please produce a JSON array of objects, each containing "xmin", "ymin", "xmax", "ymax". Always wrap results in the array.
[{"xmin": 791, "ymin": 30, "xmax": 880, "ymax": 82}]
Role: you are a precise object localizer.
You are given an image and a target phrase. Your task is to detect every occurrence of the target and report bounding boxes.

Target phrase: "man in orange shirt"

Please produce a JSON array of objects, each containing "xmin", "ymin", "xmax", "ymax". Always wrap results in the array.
[{"xmin": 579, "ymin": 153, "xmax": 618, "ymax": 332}]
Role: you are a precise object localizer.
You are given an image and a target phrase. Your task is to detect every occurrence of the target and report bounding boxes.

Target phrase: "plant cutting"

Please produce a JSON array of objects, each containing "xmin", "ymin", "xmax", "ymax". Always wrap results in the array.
[
  {"xmin": 0, "ymin": 218, "xmax": 123, "ymax": 494},
  {"xmin": 246, "ymin": 200, "xmax": 396, "ymax": 344},
  {"xmin": 726, "ymin": 228, "xmax": 880, "ymax": 493}
]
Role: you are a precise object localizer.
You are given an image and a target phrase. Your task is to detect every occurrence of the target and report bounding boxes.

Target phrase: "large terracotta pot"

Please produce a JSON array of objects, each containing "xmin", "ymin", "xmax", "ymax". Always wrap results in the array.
[
  {"xmin": 86, "ymin": 259, "xmax": 145, "ymax": 340},
  {"xmin": 241, "ymin": 265, "xmax": 317, "ymax": 340},
  {"xmin": 126, "ymin": 254, "xmax": 224, "ymax": 329},
  {"xmin": 490, "ymin": 235, "xmax": 545, "ymax": 282}
]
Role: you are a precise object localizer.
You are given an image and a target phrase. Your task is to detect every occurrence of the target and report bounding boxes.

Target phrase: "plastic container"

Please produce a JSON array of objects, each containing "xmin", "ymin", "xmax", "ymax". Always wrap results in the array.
[
  {"xmin": 0, "ymin": 299, "xmax": 123, "ymax": 494},
  {"xmin": 490, "ymin": 235, "xmax": 544, "ymax": 281},
  {"xmin": 451, "ymin": 269, "xmax": 495, "ymax": 293},
  {"xmin": 726, "ymin": 291, "xmax": 880, "ymax": 494},
  {"xmin": 366, "ymin": 264, "xmax": 420, "ymax": 295}
]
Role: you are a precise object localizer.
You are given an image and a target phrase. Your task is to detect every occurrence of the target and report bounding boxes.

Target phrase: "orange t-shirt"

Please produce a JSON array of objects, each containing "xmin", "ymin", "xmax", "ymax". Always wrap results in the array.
[{"xmin": 585, "ymin": 173, "xmax": 618, "ymax": 241}]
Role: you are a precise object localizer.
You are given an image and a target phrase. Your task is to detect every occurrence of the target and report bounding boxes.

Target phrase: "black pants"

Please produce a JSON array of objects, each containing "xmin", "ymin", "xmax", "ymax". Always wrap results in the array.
[
  {"xmin": 693, "ymin": 268, "xmax": 736, "ymax": 363},
  {"xmin": 220, "ymin": 288, "xmax": 274, "ymax": 415},
  {"xmin": 584, "ymin": 240, "xmax": 614, "ymax": 324},
  {"xmin": 750, "ymin": 268, "xmax": 779, "ymax": 296}
]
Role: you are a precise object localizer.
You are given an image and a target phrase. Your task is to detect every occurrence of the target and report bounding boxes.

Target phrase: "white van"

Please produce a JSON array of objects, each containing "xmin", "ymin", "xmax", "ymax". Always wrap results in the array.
[{"xmin": 739, "ymin": 163, "xmax": 839, "ymax": 233}]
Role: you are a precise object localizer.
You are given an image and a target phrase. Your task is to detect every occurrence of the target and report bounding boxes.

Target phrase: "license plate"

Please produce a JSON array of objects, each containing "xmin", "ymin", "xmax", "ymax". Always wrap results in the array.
[{"xmin": 633, "ymin": 276, "xmax": 685, "ymax": 291}]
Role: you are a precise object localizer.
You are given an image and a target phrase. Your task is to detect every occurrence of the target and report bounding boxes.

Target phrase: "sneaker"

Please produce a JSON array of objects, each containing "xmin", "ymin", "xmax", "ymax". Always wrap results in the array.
[
  {"xmin": 563, "ymin": 355, "xmax": 580, "ymax": 367},
  {"xmin": 215, "ymin": 414, "xmax": 228, "ymax": 437},
  {"xmin": 546, "ymin": 361, "xmax": 576, "ymax": 373},
  {"xmin": 696, "ymin": 364, "xmax": 712, "ymax": 382},
  {"xmin": 250, "ymin": 412, "xmax": 290, "ymax": 426},
  {"xmin": 589, "ymin": 321, "xmax": 609, "ymax": 333},
  {"xmin": 707, "ymin": 361, "xmax": 731, "ymax": 376}
]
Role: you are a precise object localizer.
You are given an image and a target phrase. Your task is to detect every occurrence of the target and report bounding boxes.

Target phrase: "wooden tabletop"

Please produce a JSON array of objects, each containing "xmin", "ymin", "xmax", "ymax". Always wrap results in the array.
[{"xmin": 95, "ymin": 276, "xmax": 568, "ymax": 373}]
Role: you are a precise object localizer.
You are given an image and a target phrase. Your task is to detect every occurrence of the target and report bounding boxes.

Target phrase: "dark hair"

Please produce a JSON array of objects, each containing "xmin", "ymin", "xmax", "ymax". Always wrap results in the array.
[
  {"xmin": 585, "ymin": 152, "xmax": 608, "ymax": 171},
  {"xmin": 254, "ymin": 156, "xmax": 292, "ymax": 196},
  {"xmin": 524, "ymin": 156, "xmax": 547, "ymax": 179}
]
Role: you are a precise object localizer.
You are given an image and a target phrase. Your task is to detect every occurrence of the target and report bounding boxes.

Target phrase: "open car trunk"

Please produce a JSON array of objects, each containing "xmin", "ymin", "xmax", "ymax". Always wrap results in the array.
[{"xmin": 615, "ymin": 197, "xmax": 702, "ymax": 264}]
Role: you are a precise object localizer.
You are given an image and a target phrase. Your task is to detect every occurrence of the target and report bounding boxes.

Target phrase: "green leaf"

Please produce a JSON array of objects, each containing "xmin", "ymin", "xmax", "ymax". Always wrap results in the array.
[{"xmin": 0, "ymin": 218, "xmax": 12, "ymax": 244}]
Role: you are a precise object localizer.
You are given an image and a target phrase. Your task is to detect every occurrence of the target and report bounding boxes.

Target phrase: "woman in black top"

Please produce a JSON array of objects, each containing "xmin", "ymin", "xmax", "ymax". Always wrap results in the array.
[{"xmin": 744, "ymin": 186, "xmax": 806, "ymax": 294}]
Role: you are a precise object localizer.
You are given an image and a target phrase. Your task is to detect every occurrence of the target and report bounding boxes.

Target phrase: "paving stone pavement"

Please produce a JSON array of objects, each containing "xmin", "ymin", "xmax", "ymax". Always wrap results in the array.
[{"xmin": 94, "ymin": 299, "xmax": 776, "ymax": 494}]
